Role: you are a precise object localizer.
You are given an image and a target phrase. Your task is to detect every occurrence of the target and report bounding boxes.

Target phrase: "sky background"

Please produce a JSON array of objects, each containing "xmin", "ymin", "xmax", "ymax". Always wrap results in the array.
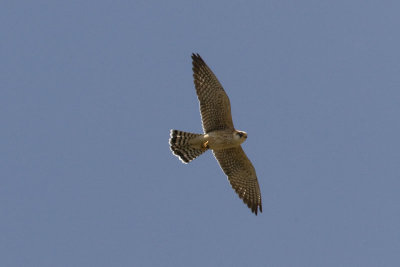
[{"xmin": 1, "ymin": 1, "xmax": 400, "ymax": 266}]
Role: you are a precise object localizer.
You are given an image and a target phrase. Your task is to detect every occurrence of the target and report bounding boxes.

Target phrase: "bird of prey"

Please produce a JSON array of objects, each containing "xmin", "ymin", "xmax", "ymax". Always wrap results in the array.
[{"xmin": 169, "ymin": 53, "xmax": 262, "ymax": 215}]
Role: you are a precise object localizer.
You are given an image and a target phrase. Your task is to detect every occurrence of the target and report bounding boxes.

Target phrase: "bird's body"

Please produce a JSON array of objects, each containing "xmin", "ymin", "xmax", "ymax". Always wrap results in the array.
[
  {"xmin": 169, "ymin": 54, "xmax": 262, "ymax": 215},
  {"xmin": 188, "ymin": 129, "xmax": 247, "ymax": 150}
]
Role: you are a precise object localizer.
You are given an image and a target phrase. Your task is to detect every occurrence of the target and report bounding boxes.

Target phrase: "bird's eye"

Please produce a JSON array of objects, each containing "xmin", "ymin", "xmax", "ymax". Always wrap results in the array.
[{"xmin": 237, "ymin": 132, "xmax": 243, "ymax": 137}]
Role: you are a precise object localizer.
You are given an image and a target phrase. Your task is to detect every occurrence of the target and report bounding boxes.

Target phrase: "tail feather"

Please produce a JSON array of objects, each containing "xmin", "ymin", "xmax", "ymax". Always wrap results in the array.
[{"xmin": 169, "ymin": 130, "xmax": 207, "ymax": 163}]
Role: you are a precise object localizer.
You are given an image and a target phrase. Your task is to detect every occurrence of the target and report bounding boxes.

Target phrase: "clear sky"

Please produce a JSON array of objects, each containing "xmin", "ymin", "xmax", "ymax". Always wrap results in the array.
[{"xmin": 1, "ymin": 1, "xmax": 400, "ymax": 266}]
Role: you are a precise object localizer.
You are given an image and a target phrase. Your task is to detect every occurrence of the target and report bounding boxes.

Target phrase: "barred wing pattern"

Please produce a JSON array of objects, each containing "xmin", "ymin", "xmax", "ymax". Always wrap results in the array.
[
  {"xmin": 213, "ymin": 147, "xmax": 262, "ymax": 215},
  {"xmin": 192, "ymin": 54, "xmax": 234, "ymax": 133}
]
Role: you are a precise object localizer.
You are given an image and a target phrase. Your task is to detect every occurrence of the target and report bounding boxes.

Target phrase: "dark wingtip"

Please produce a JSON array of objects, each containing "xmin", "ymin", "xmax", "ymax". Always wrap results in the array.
[
  {"xmin": 253, "ymin": 206, "xmax": 262, "ymax": 216},
  {"xmin": 243, "ymin": 198, "xmax": 262, "ymax": 216},
  {"xmin": 191, "ymin": 53, "xmax": 205, "ymax": 65},
  {"xmin": 250, "ymin": 199, "xmax": 262, "ymax": 215},
  {"xmin": 192, "ymin": 53, "xmax": 204, "ymax": 77},
  {"xmin": 253, "ymin": 205, "xmax": 259, "ymax": 216}
]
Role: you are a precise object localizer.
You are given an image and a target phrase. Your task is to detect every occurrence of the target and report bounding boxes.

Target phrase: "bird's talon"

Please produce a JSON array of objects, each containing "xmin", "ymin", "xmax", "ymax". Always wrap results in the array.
[{"xmin": 202, "ymin": 141, "xmax": 209, "ymax": 149}]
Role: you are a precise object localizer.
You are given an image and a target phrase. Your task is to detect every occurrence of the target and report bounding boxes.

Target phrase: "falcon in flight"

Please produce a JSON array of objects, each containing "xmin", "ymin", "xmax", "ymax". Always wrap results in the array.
[{"xmin": 169, "ymin": 53, "xmax": 262, "ymax": 215}]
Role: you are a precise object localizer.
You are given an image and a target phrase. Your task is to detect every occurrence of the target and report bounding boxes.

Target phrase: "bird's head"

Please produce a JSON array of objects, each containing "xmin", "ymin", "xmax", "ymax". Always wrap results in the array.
[{"xmin": 234, "ymin": 130, "xmax": 248, "ymax": 143}]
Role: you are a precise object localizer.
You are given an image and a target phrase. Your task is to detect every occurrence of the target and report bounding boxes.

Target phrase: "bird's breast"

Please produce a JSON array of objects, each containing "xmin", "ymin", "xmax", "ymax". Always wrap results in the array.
[{"xmin": 204, "ymin": 130, "xmax": 242, "ymax": 150}]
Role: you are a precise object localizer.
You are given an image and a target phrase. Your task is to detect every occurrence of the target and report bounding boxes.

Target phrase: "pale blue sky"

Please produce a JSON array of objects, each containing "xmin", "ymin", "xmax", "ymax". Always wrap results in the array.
[{"xmin": 1, "ymin": 1, "xmax": 400, "ymax": 266}]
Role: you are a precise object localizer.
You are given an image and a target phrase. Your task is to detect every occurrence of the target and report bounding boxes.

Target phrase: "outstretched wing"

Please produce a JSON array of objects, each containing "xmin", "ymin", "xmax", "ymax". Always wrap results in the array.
[
  {"xmin": 192, "ymin": 53, "xmax": 234, "ymax": 133},
  {"xmin": 213, "ymin": 146, "xmax": 262, "ymax": 215}
]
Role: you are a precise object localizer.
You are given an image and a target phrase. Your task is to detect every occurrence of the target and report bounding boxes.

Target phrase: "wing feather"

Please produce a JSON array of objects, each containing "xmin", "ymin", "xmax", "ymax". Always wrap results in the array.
[
  {"xmin": 213, "ymin": 146, "xmax": 262, "ymax": 215},
  {"xmin": 192, "ymin": 53, "xmax": 234, "ymax": 133}
]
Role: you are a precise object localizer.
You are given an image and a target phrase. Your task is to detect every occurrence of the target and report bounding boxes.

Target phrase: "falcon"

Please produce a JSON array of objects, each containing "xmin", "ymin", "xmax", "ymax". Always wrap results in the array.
[{"xmin": 169, "ymin": 53, "xmax": 262, "ymax": 215}]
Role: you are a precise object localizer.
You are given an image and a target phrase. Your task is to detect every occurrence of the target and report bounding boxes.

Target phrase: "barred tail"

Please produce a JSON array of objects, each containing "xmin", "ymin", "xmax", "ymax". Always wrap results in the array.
[{"xmin": 169, "ymin": 130, "xmax": 207, "ymax": 163}]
